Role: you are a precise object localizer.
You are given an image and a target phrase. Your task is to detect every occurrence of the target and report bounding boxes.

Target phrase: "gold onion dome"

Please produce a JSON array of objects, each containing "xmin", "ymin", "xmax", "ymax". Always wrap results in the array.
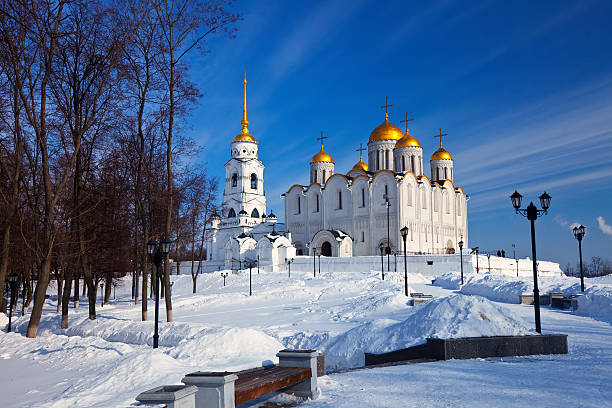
[
  {"xmin": 431, "ymin": 147, "xmax": 452, "ymax": 160},
  {"xmin": 396, "ymin": 129, "xmax": 421, "ymax": 148},
  {"xmin": 352, "ymin": 156, "xmax": 368, "ymax": 172},
  {"xmin": 311, "ymin": 145, "xmax": 333, "ymax": 163},
  {"xmin": 233, "ymin": 71, "xmax": 257, "ymax": 144},
  {"xmin": 368, "ymin": 114, "xmax": 404, "ymax": 142}
]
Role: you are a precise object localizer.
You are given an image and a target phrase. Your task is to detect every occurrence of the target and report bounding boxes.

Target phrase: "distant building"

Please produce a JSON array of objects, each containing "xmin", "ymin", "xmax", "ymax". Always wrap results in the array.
[
  {"xmin": 206, "ymin": 73, "xmax": 295, "ymax": 270},
  {"xmin": 283, "ymin": 103, "xmax": 469, "ymax": 257}
]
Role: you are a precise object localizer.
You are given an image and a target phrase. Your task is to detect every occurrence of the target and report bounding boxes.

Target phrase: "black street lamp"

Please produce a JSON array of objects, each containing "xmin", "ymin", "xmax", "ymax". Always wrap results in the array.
[
  {"xmin": 383, "ymin": 194, "xmax": 391, "ymax": 272},
  {"xmin": 147, "ymin": 236, "xmax": 172, "ymax": 349},
  {"xmin": 471, "ymin": 247, "xmax": 479, "ymax": 274},
  {"xmin": 318, "ymin": 251, "xmax": 321, "ymax": 275},
  {"xmin": 510, "ymin": 190, "xmax": 551, "ymax": 334},
  {"xmin": 285, "ymin": 257, "xmax": 294, "ymax": 278},
  {"xmin": 6, "ymin": 274, "xmax": 18, "ymax": 333},
  {"xmin": 400, "ymin": 227, "xmax": 409, "ymax": 296},
  {"xmin": 458, "ymin": 238, "xmax": 464, "ymax": 285},
  {"xmin": 244, "ymin": 259, "xmax": 257, "ymax": 296},
  {"xmin": 221, "ymin": 272, "xmax": 228, "ymax": 286},
  {"xmin": 573, "ymin": 225, "xmax": 586, "ymax": 292},
  {"xmin": 379, "ymin": 243, "xmax": 385, "ymax": 280},
  {"xmin": 310, "ymin": 243, "xmax": 316, "ymax": 277},
  {"xmin": 512, "ymin": 243, "xmax": 519, "ymax": 277}
]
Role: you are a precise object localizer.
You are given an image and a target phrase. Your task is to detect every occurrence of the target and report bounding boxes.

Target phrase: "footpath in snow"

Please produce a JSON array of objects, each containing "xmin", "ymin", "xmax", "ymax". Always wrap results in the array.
[{"xmin": 0, "ymin": 268, "xmax": 610, "ymax": 407}]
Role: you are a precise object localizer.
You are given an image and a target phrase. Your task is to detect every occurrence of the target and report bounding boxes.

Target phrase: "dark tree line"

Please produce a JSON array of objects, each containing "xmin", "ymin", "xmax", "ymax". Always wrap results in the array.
[
  {"xmin": 0, "ymin": 0, "xmax": 237, "ymax": 338},
  {"xmin": 564, "ymin": 256, "xmax": 612, "ymax": 279}
]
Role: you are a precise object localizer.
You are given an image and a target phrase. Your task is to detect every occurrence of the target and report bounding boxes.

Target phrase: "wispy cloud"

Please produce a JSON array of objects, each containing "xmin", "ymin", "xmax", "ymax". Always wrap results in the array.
[
  {"xmin": 598, "ymin": 216, "xmax": 612, "ymax": 236},
  {"xmin": 265, "ymin": 0, "xmax": 366, "ymax": 83}
]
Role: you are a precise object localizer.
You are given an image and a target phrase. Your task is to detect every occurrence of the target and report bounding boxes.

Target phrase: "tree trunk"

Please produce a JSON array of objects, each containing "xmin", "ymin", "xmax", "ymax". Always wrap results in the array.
[
  {"xmin": 73, "ymin": 273, "xmax": 79, "ymax": 308},
  {"xmin": 56, "ymin": 272, "xmax": 63, "ymax": 313},
  {"xmin": 61, "ymin": 270, "xmax": 73, "ymax": 328},
  {"xmin": 85, "ymin": 276, "xmax": 96, "ymax": 320}
]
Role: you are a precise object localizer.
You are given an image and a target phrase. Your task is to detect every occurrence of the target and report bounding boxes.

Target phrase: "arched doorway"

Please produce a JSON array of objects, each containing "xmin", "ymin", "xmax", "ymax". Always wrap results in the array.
[{"xmin": 321, "ymin": 241, "xmax": 332, "ymax": 256}]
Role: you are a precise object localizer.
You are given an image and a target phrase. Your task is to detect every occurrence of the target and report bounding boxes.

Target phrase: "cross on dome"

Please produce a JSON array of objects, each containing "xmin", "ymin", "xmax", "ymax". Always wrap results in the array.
[
  {"xmin": 400, "ymin": 112, "xmax": 414, "ymax": 133},
  {"xmin": 380, "ymin": 96, "xmax": 392, "ymax": 120},
  {"xmin": 434, "ymin": 128, "xmax": 448, "ymax": 148}
]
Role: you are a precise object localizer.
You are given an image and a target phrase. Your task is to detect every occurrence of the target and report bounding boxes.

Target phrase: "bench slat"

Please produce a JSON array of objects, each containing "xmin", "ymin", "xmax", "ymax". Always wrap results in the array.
[{"xmin": 234, "ymin": 366, "xmax": 311, "ymax": 405}]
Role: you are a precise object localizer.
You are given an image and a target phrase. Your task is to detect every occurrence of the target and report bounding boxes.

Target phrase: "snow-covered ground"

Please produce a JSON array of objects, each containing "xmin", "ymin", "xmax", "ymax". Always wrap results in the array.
[{"xmin": 0, "ymin": 268, "xmax": 611, "ymax": 407}]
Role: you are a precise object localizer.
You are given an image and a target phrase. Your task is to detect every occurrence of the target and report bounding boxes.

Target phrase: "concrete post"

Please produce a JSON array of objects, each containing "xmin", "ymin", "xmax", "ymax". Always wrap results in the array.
[
  {"xmin": 136, "ymin": 385, "xmax": 198, "ymax": 408},
  {"xmin": 181, "ymin": 372, "xmax": 238, "ymax": 408},
  {"xmin": 276, "ymin": 350, "xmax": 319, "ymax": 400}
]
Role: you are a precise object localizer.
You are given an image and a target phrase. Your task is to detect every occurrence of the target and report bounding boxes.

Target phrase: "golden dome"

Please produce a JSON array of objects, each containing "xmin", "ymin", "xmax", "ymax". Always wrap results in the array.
[
  {"xmin": 395, "ymin": 129, "xmax": 421, "ymax": 148},
  {"xmin": 431, "ymin": 147, "xmax": 452, "ymax": 160},
  {"xmin": 369, "ymin": 114, "xmax": 404, "ymax": 142},
  {"xmin": 311, "ymin": 146, "xmax": 333, "ymax": 163},
  {"xmin": 233, "ymin": 131, "xmax": 256, "ymax": 143},
  {"xmin": 352, "ymin": 156, "xmax": 368, "ymax": 172}
]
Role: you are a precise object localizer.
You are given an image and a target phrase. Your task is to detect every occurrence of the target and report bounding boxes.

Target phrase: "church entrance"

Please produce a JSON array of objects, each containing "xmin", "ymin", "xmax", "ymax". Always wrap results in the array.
[{"xmin": 321, "ymin": 241, "xmax": 332, "ymax": 256}]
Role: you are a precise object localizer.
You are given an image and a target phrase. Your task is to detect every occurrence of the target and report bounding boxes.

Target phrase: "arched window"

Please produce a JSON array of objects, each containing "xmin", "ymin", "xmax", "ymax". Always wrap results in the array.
[
  {"xmin": 315, "ymin": 194, "xmax": 320, "ymax": 212},
  {"xmin": 407, "ymin": 184, "xmax": 413, "ymax": 206},
  {"xmin": 401, "ymin": 156, "xmax": 405, "ymax": 172},
  {"xmin": 231, "ymin": 173, "xmax": 237, "ymax": 187},
  {"xmin": 444, "ymin": 167, "xmax": 448, "ymax": 180},
  {"xmin": 337, "ymin": 190, "xmax": 343, "ymax": 209},
  {"xmin": 251, "ymin": 173, "xmax": 257, "ymax": 189},
  {"xmin": 228, "ymin": 208, "xmax": 236, "ymax": 218},
  {"xmin": 376, "ymin": 152, "xmax": 380, "ymax": 170},
  {"xmin": 297, "ymin": 196, "xmax": 301, "ymax": 214},
  {"xmin": 436, "ymin": 168, "xmax": 440, "ymax": 180},
  {"xmin": 322, "ymin": 170, "xmax": 326, "ymax": 182},
  {"xmin": 411, "ymin": 156, "xmax": 415, "ymax": 172},
  {"xmin": 251, "ymin": 208, "xmax": 259, "ymax": 218},
  {"xmin": 385, "ymin": 150, "xmax": 389, "ymax": 169},
  {"xmin": 361, "ymin": 188, "xmax": 366, "ymax": 207}
]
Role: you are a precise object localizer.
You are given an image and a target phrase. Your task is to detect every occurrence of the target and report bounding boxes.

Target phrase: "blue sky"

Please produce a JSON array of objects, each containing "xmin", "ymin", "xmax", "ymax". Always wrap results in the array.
[{"xmin": 185, "ymin": 0, "xmax": 612, "ymax": 267}]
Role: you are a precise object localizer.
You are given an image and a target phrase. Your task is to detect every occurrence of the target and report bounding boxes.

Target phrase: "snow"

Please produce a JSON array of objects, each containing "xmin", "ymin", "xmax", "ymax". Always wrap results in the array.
[{"xmin": 0, "ymin": 267, "xmax": 611, "ymax": 407}]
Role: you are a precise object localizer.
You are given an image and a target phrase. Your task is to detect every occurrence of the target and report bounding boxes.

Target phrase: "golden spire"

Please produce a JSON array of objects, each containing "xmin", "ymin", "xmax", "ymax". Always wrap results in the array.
[
  {"xmin": 431, "ymin": 128, "xmax": 452, "ymax": 160},
  {"xmin": 381, "ymin": 96, "xmax": 392, "ymax": 120},
  {"xmin": 240, "ymin": 70, "xmax": 249, "ymax": 134},
  {"xmin": 311, "ymin": 131, "xmax": 333, "ymax": 163},
  {"xmin": 352, "ymin": 143, "xmax": 368, "ymax": 171}
]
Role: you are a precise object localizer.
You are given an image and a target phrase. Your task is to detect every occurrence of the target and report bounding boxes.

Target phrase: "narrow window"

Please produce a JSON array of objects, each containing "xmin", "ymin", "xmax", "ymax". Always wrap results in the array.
[
  {"xmin": 297, "ymin": 196, "xmax": 301, "ymax": 214},
  {"xmin": 407, "ymin": 185, "xmax": 413, "ymax": 206},
  {"xmin": 401, "ymin": 156, "xmax": 405, "ymax": 172},
  {"xmin": 231, "ymin": 173, "xmax": 237, "ymax": 187},
  {"xmin": 361, "ymin": 188, "xmax": 365, "ymax": 207},
  {"xmin": 444, "ymin": 168, "xmax": 448, "ymax": 180},
  {"xmin": 228, "ymin": 208, "xmax": 236, "ymax": 218},
  {"xmin": 322, "ymin": 170, "xmax": 326, "ymax": 182},
  {"xmin": 436, "ymin": 168, "xmax": 440, "ymax": 180},
  {"xmin": 316, "ymin": 194, "xmax": 320, "ymax": 212},
  {"xmin": 376, "ymin": 152, "xmax": 380, "ymax": 170},
  {"xmin": 384, "ymin": 184, "xmax": 388, "ymax": 200},
  {"xmin": 361, "ymin": 231, "xmax": 365, "ymax": 242},
  {"xmin": 385, "ymin": 150, "xmax": 389, "ymax": 169},
  {"xmin": 251, "ymin": 208, "xmax": 259, "ymax": 218},
  {"xmin": 251, "ymin": 173, "xmax": 257, "ymax": 189},
  {"xmin": 338, "ymin": 190, "xmax": 342, "ymax": 209},
  {"xmin": 411, "ymin": 156, "xmax": 415, "ymax": 172}
]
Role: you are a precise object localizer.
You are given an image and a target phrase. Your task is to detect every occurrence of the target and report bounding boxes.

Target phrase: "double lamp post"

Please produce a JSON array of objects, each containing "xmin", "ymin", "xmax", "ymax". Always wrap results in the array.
[{"xmin": 510, "ymin": 190, "xmax": 551, "ymax": 334}]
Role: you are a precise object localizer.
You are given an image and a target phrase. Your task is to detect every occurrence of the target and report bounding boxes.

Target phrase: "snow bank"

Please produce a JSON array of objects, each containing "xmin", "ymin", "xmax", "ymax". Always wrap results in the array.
[
  {"xmin": 432, "ymin": 271, "xmax": 463, "ymax": 289},
  {"xmin": 575, "ymin": 285, "xmax": 612, "ymax": 325},
  {"xmin": 317, "ymin": 294, "xmax": 532, "ymax": 370}
]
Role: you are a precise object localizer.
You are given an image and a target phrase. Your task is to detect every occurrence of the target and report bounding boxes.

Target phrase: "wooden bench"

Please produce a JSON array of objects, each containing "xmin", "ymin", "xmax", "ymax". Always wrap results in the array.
[{"xmin": 182, "ymin": 349, "xmax": 319, "ymax": 408}]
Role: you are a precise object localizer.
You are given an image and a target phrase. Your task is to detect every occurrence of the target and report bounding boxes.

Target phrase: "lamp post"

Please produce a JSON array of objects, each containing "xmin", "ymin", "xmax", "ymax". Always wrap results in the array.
[
  {"xmin": 486, "ymin": 253, "xmax": 491, "ymax": 272},
  {"xmin": 512, "ymin": 243, "xmax": 519, "ymax": 277},
  {"xmin": 318, "ymin": 251, "xmax": 321, "ymax": 275},
  {"xmin": 471, "ymin": 247, "xmax": 479, "ymax": 274},
  {"xmin": 379, "ymin": 243, "xmax": 385, "ymax": 280},
  {"xmin": 311, "ymin": 244, "xmax": 316, "ymax": 277},
  {"xmin": 221, "ymin": 272, "xmax": 228, "ymax": 286},
  {"xmin": 458, "ymin": 238, "xmax": 464, "ymax": 285},
  {"xmin": 244, "ymin": 259, "xmax": 257, "ymax": 296},
  {"xmin": 6, "ymin": 274, "xmax": 18, "ymax": 332},
  {"xmin": 285, "ymin": 257, "xmax": 294, "ymax": 278},
  {"xmin": 573, "ymin": 225, "xmax": 586, "ymax": 292},
  {"xmin": 400, "ymin": 227, "xmax": 409, "ymax": 296},
  {"xmin": 147, "ymin": 236, "xmax": 172, "ymax": 349},
  {"xmin": 510, "ymin": 190, "xmax": 551, "ymax": 334},
  {"xmin": 383, "ymin": 194, "xmax": 391, "ymax": 272},
  {"xmin": 394, "ymin": 252, "xmax": 397, "ymax": 272}
]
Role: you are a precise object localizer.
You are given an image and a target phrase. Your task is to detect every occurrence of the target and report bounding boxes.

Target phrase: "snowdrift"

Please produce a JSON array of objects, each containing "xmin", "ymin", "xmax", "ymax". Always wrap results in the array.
[{"xmin": 297, "ymin": 294, "xmax": 532, "ymax": 370}]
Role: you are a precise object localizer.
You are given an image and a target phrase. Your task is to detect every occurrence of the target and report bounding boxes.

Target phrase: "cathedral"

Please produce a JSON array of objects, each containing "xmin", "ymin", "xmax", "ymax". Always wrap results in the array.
[
  {"xmin": 282, "ymin": 99, "xmax": 469, "ymax": 257},
  {"xmin": 206, "ymin": 73, "xmax": 295, "ymax": 270}
]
